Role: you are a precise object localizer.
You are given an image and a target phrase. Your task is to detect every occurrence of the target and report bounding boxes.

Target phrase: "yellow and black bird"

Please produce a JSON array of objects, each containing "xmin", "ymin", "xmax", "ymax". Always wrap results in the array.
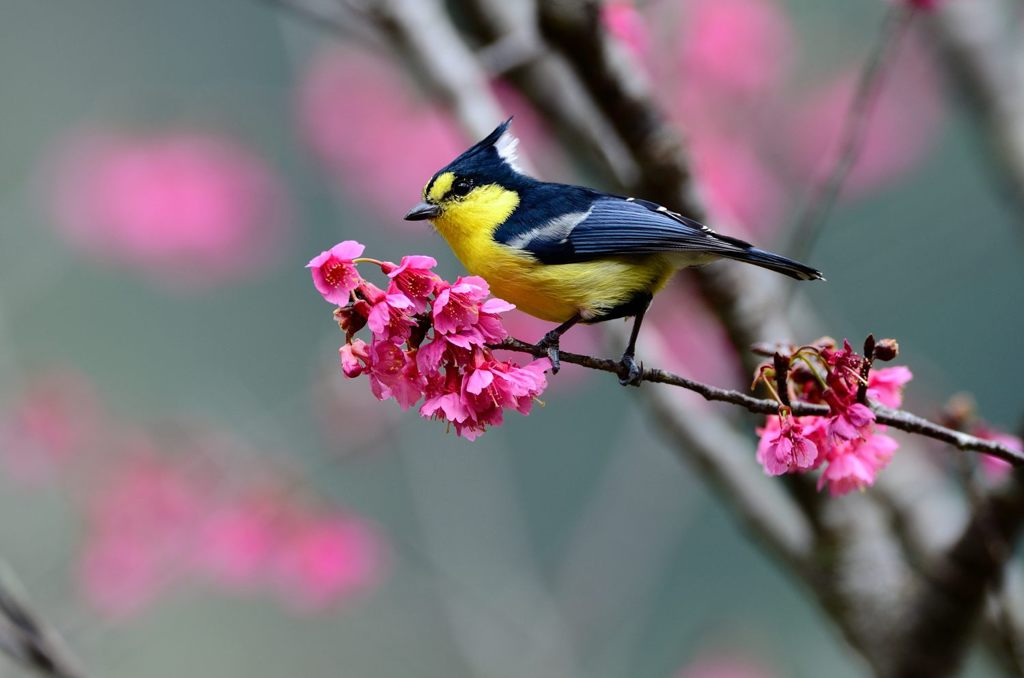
[{"xmin": 405, "ymin": 119, "xmax": 823, "ymax": 385}]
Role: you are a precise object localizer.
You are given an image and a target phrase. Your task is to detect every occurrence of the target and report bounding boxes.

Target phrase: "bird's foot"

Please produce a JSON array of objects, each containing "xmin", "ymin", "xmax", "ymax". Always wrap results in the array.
[
  {"xmin": 618, "ymin": 353, "xmax": 642, "ymax": 387},
  {"xmin": 536, "ymin": 331, "xmax": 562, "ymax": 374}
]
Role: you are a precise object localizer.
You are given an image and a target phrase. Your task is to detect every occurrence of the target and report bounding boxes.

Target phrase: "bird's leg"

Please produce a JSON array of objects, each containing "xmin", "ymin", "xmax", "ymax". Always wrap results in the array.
[
  {"xmin": 535, "ymin": 314, "xmax": 582, "ymax": 374},
  {"xmin": 619, "ymin": 302, "xmax": 650, "ymax": 387}
]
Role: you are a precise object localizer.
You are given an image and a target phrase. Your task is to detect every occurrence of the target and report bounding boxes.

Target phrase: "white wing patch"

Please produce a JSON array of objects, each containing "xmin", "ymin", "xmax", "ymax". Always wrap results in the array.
[
  {"xmin": 494, "ymin": 128, "xmax": 523, "ymax": 173},
  {"xmin": 505, "ymin": 207, "xmax": 593, "ymax": 249}
]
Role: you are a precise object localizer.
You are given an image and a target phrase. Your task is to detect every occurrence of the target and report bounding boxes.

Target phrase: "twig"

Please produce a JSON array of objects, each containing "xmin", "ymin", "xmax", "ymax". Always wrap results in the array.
[
  {"xmin": 787, "ymin": 4, "xmax": 915, "ymax": 261},
  {"xmin": 494, "ymin": 337, "xmax": 1024, "ymax": 466}
]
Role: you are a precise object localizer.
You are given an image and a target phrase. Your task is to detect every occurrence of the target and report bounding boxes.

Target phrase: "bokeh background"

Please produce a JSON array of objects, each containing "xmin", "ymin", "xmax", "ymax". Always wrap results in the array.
[{"xmin": 2, "ymin": 0, "xmax": 1023, "ymax": 676}]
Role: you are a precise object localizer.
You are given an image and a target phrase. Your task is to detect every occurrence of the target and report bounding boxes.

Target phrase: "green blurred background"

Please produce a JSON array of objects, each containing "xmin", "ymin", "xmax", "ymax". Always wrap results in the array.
[{"xmin": 1, "ymin": 1, "xmax": 1022, "ymax": 676}]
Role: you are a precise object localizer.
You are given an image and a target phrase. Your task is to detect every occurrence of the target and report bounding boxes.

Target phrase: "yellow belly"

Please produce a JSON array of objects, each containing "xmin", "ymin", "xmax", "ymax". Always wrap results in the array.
[{"xmin": 450, "ymin": 237, "xmax": 673, "ymax": 322}]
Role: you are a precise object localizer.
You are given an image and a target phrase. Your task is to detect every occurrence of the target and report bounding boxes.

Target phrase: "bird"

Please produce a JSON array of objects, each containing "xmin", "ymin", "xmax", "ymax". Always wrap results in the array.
[{"xmin": 404, "ymin": 119, "xmax": 823, "ymax": 386}]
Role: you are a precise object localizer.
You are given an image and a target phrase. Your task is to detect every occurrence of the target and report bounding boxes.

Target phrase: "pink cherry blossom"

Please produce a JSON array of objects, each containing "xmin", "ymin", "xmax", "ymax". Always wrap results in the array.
[
  {"xmin": 420, "ymin": 371, "xmax": 471, "ymax": 425},
  {"xmin": 50, "ymin": 130, "xmax": 287, "ymax": 290},
  {"xmin": 432, "ymin": 276, "xmax": 491, "ymax": 335},
  {"xmin": 817, "ymin": 448, "xmax": 875, "ymax": 495},
  {"xmin": 817, "ymin": 434, "xmax": 897, "ymax": 496},
  {"xmin": 275, "ymin": 513, "xmax": 386, "ymax": 614},
  {"xmin": 366, "ymin": 292, "xmax": 416, "ymax": 345},
  {"xmin": 756, "ymin": 414, "xmax": 820, "ymax": 476},
  {"xmin": 827, "ymin": 399, "xmax": 875, "ymax": 443},
  {"xmin": 386, "ymin": 255, "xmax": 440, "ymax": 313},
  {"xmin": 323, "ymin": 243, "xmax": 551, "ymax": 439},
  {"xmin": 415, "ymin": 338, "xmax": 452, "ymax": 377},
  {"xmin": 367, "ymin": 342, "xmax": 423, "ymax": 410},
  {"xmin": 308, "ymin": 240, "xmax": 366, "ymax": 305},
  {"xmin": 867, "ymin": 366, "xmax": 913, "ymax": 408}
]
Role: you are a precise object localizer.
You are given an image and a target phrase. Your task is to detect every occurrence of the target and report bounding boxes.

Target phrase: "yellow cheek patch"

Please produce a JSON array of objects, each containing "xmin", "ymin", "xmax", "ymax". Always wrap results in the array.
[
  {"xmin": 426, "ymin": 172, "xmax": 455, "ymax": 202},
  {"xmin": 442, "ymin": 184, "xmax": 520, "ymax": 235}
]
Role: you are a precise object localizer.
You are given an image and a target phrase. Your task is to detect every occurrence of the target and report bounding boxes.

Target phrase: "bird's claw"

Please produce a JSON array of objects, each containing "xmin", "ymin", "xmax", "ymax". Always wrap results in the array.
[
  {"xmin": 536, "ymin": 331, "xmax": 561, "ymax": 374},
  {"xmin": 619, "ymin": 354, "xmax": 642, "ymax": 387}
]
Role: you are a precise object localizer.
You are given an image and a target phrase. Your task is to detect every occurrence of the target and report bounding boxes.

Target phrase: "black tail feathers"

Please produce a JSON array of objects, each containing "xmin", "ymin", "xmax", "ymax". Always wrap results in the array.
[{"xmin": 721, "ymin": 247, "xmax": 825, "ymax": 281}]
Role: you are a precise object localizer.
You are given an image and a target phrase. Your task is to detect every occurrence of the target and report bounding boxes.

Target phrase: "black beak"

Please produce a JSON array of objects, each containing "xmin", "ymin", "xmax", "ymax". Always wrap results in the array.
[{"xmin": 404, "ymin": 202, "xmax": 442, "ymax": 221}]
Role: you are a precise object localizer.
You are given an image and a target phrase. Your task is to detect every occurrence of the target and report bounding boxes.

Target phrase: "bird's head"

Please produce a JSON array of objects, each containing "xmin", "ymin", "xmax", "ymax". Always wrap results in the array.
[{"xmin": 404, "ymin": 119, "xmax": 526, "ymax": 236}]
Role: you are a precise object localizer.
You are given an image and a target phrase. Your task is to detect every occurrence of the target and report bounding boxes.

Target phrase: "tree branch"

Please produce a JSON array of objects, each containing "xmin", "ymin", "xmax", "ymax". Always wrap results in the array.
[
  {"xmin": 926, "ymin": 0, "xmax": 1024, "ymax": 221},
  {"xmin": 888, "ymin": 469, "xmax": 1024, "ymax": 677},
  {"xmin": 494, "ymin": 337, "xmax": 1024, "ymax": 466},
  {"xmin": 0, "ymin": 562, "xmax": 84, "ymax": 678}
]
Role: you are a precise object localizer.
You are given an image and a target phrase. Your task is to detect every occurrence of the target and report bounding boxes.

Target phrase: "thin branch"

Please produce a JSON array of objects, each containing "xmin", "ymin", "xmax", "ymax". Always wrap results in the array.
[
  {"xmin": 494, "ymin": 337, "xmax": 1024, "ymax": 466},
  {"xmin": 787, "ymin": 4, "xmax": 915, "ymax": 261}
]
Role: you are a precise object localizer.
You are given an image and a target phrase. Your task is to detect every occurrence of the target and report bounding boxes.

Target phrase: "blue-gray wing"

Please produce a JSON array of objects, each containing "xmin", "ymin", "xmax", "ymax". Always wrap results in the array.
[{"xmin": 511, "ymin": 196, "xmax": 752, "ymax": 265}]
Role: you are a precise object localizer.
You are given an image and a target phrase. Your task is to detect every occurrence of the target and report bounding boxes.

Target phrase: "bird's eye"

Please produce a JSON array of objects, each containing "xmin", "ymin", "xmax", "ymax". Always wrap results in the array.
[{"xmin": 450, "ymin": 177, "xmax": 474, "ymax": 198}]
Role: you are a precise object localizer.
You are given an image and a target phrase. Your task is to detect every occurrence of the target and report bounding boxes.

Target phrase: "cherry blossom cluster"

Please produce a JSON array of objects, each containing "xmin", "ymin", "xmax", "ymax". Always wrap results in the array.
[
  {"xmin": 753, "ymin": 336, "xmax": 912, "ymax": 496},
  {"xmin": 308, "ymin": 241, "xmax": 550, "ymax": 440}
]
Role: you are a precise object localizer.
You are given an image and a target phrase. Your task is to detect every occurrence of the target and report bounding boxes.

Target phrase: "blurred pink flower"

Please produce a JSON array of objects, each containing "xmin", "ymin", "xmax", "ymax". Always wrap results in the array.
[
  {"xmin": 79, "ymin": 452, "xmax": 208, "ymax": 617},
  {"xmin": 51, "ymin": 130, "xmax": 288, "ymax": 290},
  {"xmin": 308, "ymin": 240, "xmax": 365, "ymax": 305},
  {"xmin": 0, "ymin": 370, "xmax": 101, "ymax": 485},
  {"xmin": 679, "ymin": 0, "xmax": 793, "ymax": 99},
  {"xmin": 692, "ymin": 135, "xmax": 785, "ymax": 234},
  {"xmin": 299, "ymin": 49, "xmax": 566, "ymax": 225},
  {"xmin": 80, "ymin": 531, "xmax": 164, "ymax": 618},
  {"xmin": 275, "ymin": 513, "xmax": 386, "ymax": 614},
  {"xmin": 789, "ymin": 39, "xmax": 944, "ymax": 197},
  {"xmin": 195, "ymin": 495, "xmax": 280, "ymax": 590},
  {"xmin": 976, "ymin": 427, "xmax": 1023, "ymax": 479},
  {"xmin": 298, "ymin": 49, "xmax": 465, "ymax": 223}
]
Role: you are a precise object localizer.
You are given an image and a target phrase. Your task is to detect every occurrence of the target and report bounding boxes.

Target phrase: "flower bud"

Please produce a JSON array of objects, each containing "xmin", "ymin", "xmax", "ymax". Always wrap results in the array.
[
  {"xmin": 873, "ymin": 338, "xmax": 899, "ymax": 362},
  {"xmin": 335, "ymin": 301, "xmax": 370, "ymax": 338}
]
